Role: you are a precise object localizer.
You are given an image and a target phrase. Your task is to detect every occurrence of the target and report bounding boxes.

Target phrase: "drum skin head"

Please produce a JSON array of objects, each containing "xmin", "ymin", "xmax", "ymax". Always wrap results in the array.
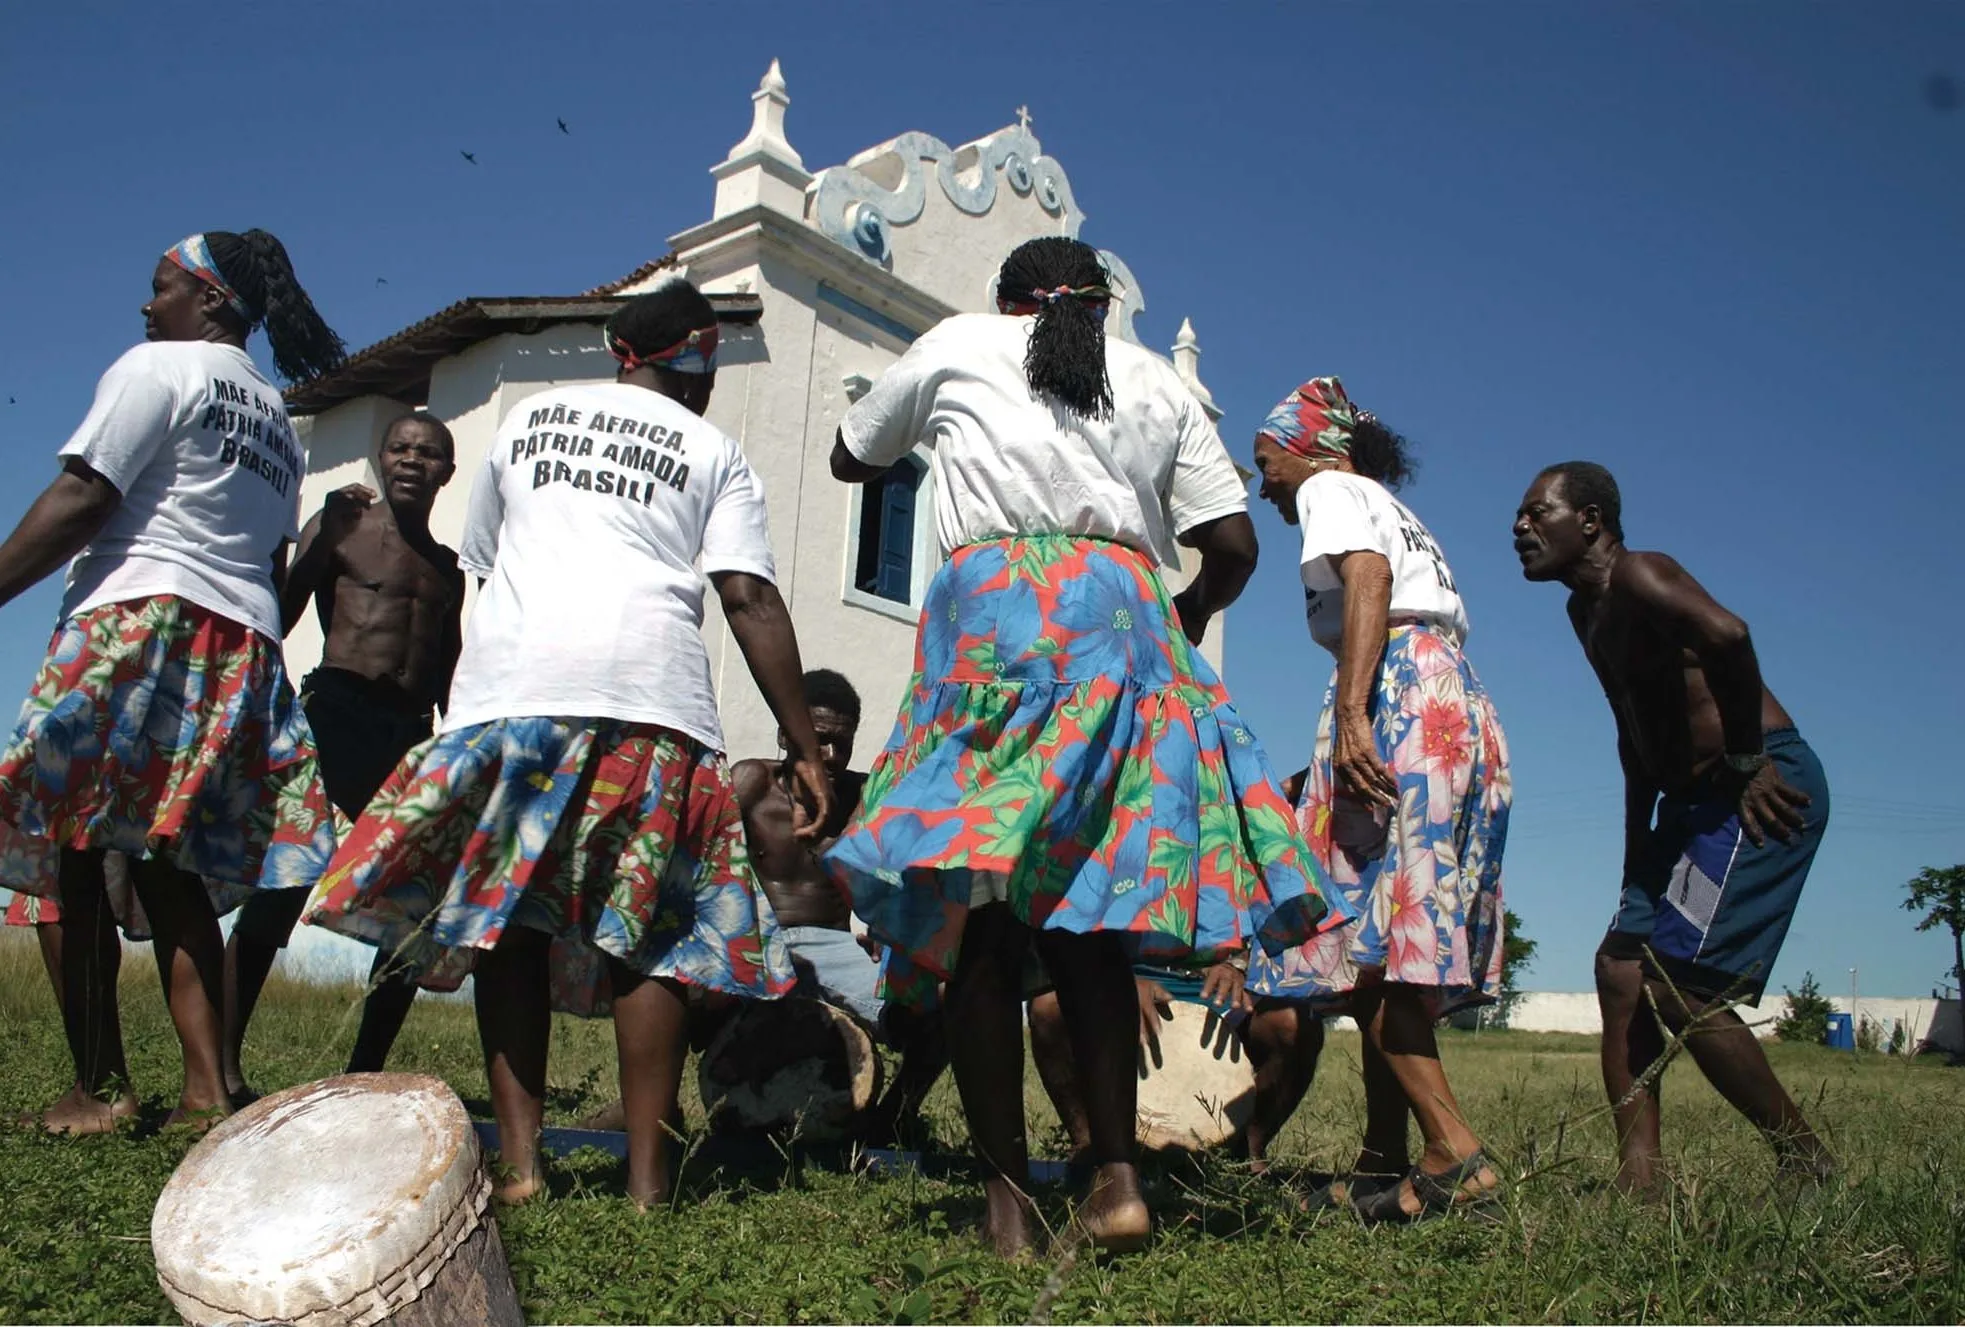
[
  {"xmin": 1135, "ymin": 1000, "xmax": 1257, "ymax": 1151},
  {"xmin": 699, "ymin": 999, "xmax": 880, "ymax": 1138},
  {"xmin": 152, "ymin": 1073, "xmax": 486, "ymax": 1327}
]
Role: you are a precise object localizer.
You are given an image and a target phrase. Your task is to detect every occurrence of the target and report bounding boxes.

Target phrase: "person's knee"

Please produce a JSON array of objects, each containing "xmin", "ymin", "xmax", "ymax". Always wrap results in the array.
[
  {"xmin": 1596, "ymin": 950, "xmax": 1645, "ymax": 1006},
  {"xmin": 1026, "ymin": 990, "xmax": 1063, "ymax": 1037}
]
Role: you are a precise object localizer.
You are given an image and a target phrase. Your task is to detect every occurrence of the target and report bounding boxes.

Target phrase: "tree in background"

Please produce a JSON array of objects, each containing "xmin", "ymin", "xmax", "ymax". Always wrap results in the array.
[
  {"xmin": 1495, "ymin": 907, "xmax": 1538, "ymax": 1027},
  {"xmin": 1774, "ymin": 970, "xmax": 1833, "ymax": 1044},
  {"xmin": 1902, "ymin": 864, "xmax": 1965, "ymax": 997}
]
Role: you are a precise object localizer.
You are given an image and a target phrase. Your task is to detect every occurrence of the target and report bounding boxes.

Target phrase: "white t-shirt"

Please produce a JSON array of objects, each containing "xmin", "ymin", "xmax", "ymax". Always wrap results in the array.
[
  {"xmin": 445, "ymin": 382, "xmax": 777, "ymax": 750},
  {"xmin": 838, "ymin": 314, "xmax": 1246, "ymax": 567},
  {"xmin": 1296, "ymin": 471, "xmax": 1470, "ymax": 654},
  {"xmin": 58, "ymin": 341, "xmax": 304, "ymax": 640}
]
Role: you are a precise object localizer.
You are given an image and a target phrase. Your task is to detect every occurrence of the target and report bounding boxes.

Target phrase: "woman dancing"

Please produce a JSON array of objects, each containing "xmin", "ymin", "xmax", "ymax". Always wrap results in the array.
[
  {"xmin": 826, "ymin": 237, "xmax": 1347, "ymax": 1255},
  {"xmin": 1246, "ymin": 378, "xmax": 1511, "ymax": 1221}
]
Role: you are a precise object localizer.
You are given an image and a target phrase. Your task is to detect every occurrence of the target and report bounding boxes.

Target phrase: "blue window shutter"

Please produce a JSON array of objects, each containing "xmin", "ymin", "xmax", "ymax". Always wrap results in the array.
[
  {"xmin": 853, "ymin": 461, "xmax": 921, "ymax": 605},
  {"xmin": 874, "ymin": 468, "xmax": 917, "ymax": 602}
]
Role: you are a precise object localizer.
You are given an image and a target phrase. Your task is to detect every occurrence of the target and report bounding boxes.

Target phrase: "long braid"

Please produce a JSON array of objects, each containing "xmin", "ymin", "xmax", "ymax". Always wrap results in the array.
[
  {"xmin": 206, "ymin": 230, "xmax": 347, "ymax": 384},
  {"xmin": 996, "ymin": 237, "xmax": 1114, "ymax": 419}
]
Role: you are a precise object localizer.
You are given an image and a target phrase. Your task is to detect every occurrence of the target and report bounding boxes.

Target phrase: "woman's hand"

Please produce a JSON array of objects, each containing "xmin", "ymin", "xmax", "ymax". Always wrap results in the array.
[
  {"xmin": 1200, "ymin": 961, "xmax": 1253, "ymax": 1016},
  {"xmin": 1332, "ymin": 709, "xmax": 1399, "ymax": 807}
]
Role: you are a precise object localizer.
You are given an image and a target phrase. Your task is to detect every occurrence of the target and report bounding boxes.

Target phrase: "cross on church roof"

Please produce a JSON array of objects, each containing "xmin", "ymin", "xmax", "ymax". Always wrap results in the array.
[{"xmin": 1015, "ymin": 105, "xmax": 1032, "ymax": 131}]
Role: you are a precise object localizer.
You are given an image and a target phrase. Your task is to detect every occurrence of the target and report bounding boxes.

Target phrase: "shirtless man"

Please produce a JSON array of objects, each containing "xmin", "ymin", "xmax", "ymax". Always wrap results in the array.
[
  {"xmin": 730, "ymin": 668, "xmax": 946, "ymax": 1144},
  {"xmin": 222, "ymin": 413, "xmax": 463, "ymax": 1098},
  {"xmin": 1514, "ymin": 461, "xmax": 1834, "ymax": 1194}
]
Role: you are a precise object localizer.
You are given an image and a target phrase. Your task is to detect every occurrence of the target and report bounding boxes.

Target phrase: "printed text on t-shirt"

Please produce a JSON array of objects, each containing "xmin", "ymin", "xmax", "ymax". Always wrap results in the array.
[
  {"xmin": 512, "ymin": 402, "xmax": 691, "ymax": 505},
  {"xmin": 1397, "ymin": 511, "xmax": 1457, "ymax": 592},
  {"xmin": 202, "ymin": 376, "xmax": 301, "ymax": 498}
]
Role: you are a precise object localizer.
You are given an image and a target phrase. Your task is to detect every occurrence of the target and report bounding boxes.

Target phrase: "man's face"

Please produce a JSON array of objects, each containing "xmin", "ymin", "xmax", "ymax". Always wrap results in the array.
[
  {"xmin": 142, "ymin": 259, "xmax": 214, "ymax": 343},
  {"xmin": 377, "ymin": 421, "xmax": 456, "ymax": 509},
  {"xmin": 797, "ymin": 706, "xmax": 858, "ymax": 780},
  {"xmin": 1513, "ymin": 472, "xmax": 1593, "ymax": 582}
]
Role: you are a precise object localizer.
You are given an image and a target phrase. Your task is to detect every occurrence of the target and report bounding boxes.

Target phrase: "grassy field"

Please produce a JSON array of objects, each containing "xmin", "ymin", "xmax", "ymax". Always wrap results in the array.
[{"xmin": 2, "ymin": 935, "xmax": 1962, "ymax": 1325}]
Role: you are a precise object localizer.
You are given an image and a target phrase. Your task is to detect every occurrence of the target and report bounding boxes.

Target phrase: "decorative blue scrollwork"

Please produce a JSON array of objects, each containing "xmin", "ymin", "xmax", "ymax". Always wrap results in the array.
[{"xmin": 813, "ymin": 126, "xmax": 1084, "ymax": 268}]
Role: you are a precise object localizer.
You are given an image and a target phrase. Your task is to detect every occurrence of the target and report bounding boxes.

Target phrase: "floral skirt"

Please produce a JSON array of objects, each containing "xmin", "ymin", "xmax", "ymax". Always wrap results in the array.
[
  {"xmin": 303, "ymin": 717, "xmax": 794, "ymax": 1009},
  {"xmin": 0, "ymin": 596, "xmax": 337, "ymax": 913},
  {"xmin": 823, "ymin": 536, "xmax": 1351, "ymax": 1004},
  {"xmin": 1, "ymin": 824, "xmax": 149, "ymax": 937},
  {"xmin": 1249, "ymin": 624, "xmax": 1510, "ymax": 1014}
]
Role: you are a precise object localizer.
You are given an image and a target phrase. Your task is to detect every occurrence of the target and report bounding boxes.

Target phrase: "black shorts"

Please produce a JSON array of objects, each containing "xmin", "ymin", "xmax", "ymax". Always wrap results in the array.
[{"xmin": 232, "ymin": 668, "xmax": 433, "ymax": 950}]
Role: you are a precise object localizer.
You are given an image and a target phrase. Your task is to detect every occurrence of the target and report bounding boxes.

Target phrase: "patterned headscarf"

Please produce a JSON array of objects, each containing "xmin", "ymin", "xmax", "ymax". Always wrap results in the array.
[
  {"xmin": 164, "ymin": 234, "xmax": 255, "ymax": 325},
  {"xmin": 1256, "ymin": 376, "xmax": 1360, "ymax": 462},
  {"xmin": 603, "ymin": 320, "xmax": 719, "ymax": 375}
]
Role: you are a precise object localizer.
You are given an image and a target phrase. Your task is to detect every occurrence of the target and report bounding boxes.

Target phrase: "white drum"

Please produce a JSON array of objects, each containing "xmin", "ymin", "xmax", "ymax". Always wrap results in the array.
[
  {"xmin": 699, "ymin": 998, "xmax": 881, "ymax": 1139},
  {"xmin": 1135, "ymin": 999, "xmax": 1257, "ymax": 1151},
  {"xmin": 151, "ymin": 1073, "xmax": 521, "ymax": 1327}
]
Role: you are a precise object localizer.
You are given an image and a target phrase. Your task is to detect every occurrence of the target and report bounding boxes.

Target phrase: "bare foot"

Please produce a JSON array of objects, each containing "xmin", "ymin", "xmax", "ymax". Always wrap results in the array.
[
  {"xmin": 980, "ymin": 1177, "xmax": 1036, "ymax": 1259},
  {"xmin": 1072, "ymin": 1163, "xmax": 1151, "ymax": 1253},
  {"xmin": 162, "ymin": 1101, "xmax": 233, "ymax": 1136},
  {"xmin": 493, "ymin": 1171, "xmax": 545, "ymax": 1205},
  {"xmin": 626, "ymin": 1161, "xmax": 672, "ymax": 1212},
  {"xmin": 577, "ymin": 1098, "xmax": 627, "ymax": 1133},
  {"xmin": 25, "ymin": 1084, "xmax": 139, "ymax": 1136}
]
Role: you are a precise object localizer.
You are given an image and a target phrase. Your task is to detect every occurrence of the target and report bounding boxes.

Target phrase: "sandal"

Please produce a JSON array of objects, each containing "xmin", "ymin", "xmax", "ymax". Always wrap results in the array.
[
  {"xmin": 1353, "ymin": 1148, "xmax": 1497, "ymax": 1224},
  {"xmin": 1301, "ymin": 1170, "xmax": 1401, "ymax": 1212}
]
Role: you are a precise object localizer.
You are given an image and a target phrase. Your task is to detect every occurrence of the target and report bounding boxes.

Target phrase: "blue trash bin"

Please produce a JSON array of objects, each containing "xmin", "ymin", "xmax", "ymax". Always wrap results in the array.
[{"xmin": 1824, "ymin": 1011, "xmax": 1854, "ymax": 1050}]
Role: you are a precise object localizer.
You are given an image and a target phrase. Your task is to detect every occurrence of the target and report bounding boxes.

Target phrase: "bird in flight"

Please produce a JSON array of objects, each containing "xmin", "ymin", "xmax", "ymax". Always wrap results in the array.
[
  {"xmin": 557, "ymin": 117, "xmax": 570, "ymax": 135},
  {"xmin": 7, "ymin": 396, "xmax": 14, "ymax": 405},
  {"xmin": 460, "ymin": 150, "xmax": 478, "ymax": 164},
  {"xmin": 376, "ymin": 277, "xmax": 388, "ymax": 286}
]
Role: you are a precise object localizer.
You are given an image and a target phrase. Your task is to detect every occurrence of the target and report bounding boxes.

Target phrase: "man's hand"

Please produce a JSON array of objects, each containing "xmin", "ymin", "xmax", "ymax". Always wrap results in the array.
[
  {"xmin": 785, "ymin": 756, "xmax": 834, "ymax": 840},
  {"xmin": 1729, "ymin": 761, "xmax": 1810, "ymax": 846},
  {"xmin": 1332, "ymin": 710, "xmax": 1399, "ymax": 807},
  {"xmin": 1199, "ymin": 961, "xmax": 1253, "ymax": 1016},
  {"xmin": 1136, "ymin": 978, "xmax": 1174, "ymax": 1053},
  {"xmin": 319, "ymin": 483, "xmax": 376, "ymax": 546}
]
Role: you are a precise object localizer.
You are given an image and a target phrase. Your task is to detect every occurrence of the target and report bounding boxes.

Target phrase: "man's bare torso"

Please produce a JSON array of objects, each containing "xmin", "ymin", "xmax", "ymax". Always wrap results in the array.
[
  {"xmin": 316, "ymin": 507, "xmax": 462, "ymax": 710},
  {"xmin": 1569, "ymin": 554, "xmax": 1790, "ymax": 793},
  {"xmin": 734, "ymin": 760, "xmax": 865, "ymax": 929}
]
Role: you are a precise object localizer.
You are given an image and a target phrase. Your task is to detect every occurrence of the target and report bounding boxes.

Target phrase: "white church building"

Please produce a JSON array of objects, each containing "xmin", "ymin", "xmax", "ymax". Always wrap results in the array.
[{"xmin": 282, "ymin": 61, "xmax": 1229, "ymax": 765}]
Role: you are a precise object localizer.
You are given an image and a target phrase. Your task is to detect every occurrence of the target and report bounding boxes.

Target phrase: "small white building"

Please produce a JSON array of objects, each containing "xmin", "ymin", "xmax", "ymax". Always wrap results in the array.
[{"xmin": 283, "ymin": 62, "xmax": 1229, "ymax": 764}]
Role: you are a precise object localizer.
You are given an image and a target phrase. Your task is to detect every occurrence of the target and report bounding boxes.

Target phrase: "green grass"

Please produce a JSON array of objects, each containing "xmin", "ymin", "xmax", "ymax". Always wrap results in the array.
[{"xmin": 2, "ymin": 934, "xmax": 1961, "ymax": 1325}]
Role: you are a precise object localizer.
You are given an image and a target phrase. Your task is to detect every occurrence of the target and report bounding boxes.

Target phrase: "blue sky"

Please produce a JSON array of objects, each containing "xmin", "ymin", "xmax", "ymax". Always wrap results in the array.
[{"xmin": 0, "ymin": 3, "xmax": 1959, "ymax": 995}]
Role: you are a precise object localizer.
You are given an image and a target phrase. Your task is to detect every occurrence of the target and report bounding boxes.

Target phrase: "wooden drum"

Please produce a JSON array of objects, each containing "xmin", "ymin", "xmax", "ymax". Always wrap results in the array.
[
  {"xmin": 151, "ymin": 1073, "xmax": 522, "ymax": 1327},
  {"xmin": 1135, "ymin": 1000, "xmax": 1257, "ymax": 1152},
  {"xmin": 698, "ymin": 998, "xmax": 882, "ymax": 1140}
]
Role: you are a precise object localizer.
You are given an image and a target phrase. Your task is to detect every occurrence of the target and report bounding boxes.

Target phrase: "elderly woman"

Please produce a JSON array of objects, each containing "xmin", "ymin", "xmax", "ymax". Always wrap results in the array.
[
  {"xmin": 1245, "ymin": 378, "xmax": 1511, "ymax": 1222},
  {"xmin": 825, "ymin": 237, "xmax": 1345, "ymax": 1256}
]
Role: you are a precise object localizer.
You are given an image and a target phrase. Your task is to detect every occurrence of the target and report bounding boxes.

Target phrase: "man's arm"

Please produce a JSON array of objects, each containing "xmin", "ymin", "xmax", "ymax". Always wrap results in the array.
[
  {"xmin": 1169, "ymin": 512, "xmax": 1259, "ymax": 647},
  {"xmin": 279, "ymin": 510, "xmax": 328, "ymax": 636},
  {"xmin": 280, "ymin": 483, "xmax": 374, "ymax": 638},
  {"xmin": 434, "ymin": 564, "xmax": 465, "ymax": 716},
  {"xmin": 729, "ymin": 757, "xmax": 773, "ymax": 818},
  {"xmin": 0, "ymin": 460, "xmax": 122, "ymax": 611},
  {"xmin": 711, "ymin": 570, "xmax": 832, "ymax": 837}
]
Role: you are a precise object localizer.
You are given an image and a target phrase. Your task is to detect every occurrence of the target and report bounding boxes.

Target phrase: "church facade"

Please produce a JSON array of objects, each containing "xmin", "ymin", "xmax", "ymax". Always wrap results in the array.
[{"xmin": 284, "ymin": 62, "xmax": 1229, "ymax": 764}]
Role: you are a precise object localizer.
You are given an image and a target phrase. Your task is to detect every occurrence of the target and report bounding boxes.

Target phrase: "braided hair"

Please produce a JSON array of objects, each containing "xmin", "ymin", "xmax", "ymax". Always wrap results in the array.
[
  {"xmin": 996, "ymin": 237, "xmax": 1114, "ymax": 419},
  {"xmin": 205, "ymin": 230, "xmax": 346, "ymax": 384}
]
